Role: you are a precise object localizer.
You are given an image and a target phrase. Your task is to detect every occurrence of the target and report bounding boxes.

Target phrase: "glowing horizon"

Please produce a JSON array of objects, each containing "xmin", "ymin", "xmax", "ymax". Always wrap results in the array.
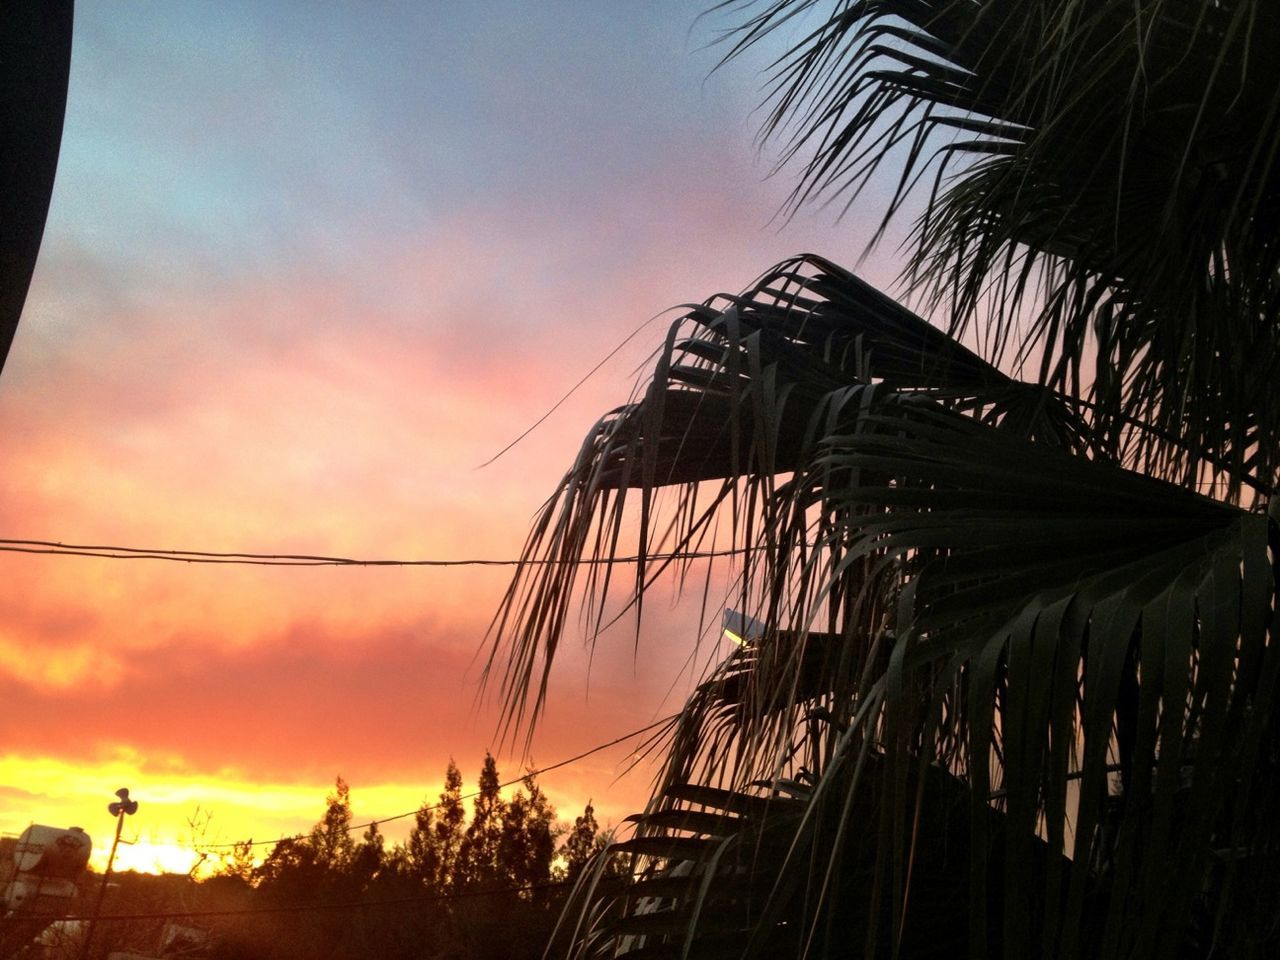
[{"xmin": 2, "ymin": 740, "xmax": 660, "ymax": 877}]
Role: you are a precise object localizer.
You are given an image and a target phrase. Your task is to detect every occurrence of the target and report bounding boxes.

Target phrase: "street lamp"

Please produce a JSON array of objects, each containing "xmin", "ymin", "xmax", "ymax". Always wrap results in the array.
[{"xmin": 79, "ymin": 788, "xmax": 138, "ymax": 960}]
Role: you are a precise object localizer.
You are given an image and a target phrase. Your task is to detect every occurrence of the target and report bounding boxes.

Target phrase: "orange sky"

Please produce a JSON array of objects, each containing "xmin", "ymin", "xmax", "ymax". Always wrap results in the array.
[{"xmin": 0, "ymin": 1, "xmax": 905, "ymax": 873}]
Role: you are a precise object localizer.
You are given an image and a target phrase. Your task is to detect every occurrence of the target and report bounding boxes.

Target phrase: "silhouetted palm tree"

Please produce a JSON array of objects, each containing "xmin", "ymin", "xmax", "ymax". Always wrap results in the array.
[{"xmin": 491, "ymin": 3, "xmax": 1280, "ymax": 957}]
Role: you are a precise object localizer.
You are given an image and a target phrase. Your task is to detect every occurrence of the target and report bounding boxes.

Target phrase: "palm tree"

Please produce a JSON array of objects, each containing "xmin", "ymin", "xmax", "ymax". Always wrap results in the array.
[{"xmin": 489, "ymin": 3, "xmax": 1280, "ymax": 957}]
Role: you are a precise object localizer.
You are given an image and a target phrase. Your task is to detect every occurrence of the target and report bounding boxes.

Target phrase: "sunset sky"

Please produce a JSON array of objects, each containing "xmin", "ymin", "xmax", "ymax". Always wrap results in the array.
[{"xmin": 0, "ymin": 1, "xmax": 905, "ymax": 873}]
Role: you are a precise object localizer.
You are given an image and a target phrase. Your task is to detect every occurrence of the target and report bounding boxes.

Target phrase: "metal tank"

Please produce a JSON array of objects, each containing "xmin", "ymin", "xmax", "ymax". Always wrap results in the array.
[{"xmin": 0, "ymin": 825, "xmax": 92, "ymax": 959}]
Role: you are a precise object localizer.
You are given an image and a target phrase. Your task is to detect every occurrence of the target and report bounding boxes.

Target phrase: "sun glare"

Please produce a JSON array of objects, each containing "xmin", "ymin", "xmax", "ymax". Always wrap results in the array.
[
  {"xmin": 97, "ymin": 836, "xmax": 204, "ymax": 877},
  {"xmin": 2, "ymin": 751, "xmax": 367, "ymax": 876}
]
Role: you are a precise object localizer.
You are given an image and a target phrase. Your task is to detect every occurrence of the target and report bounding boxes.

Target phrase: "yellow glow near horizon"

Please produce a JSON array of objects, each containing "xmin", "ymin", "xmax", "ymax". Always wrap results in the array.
[
  {"xmin": 1, "ymin": 749, "xmax": 641, "ymax": 876},
  {"xmin": 1, "ymin": 751, "xmax": 428, "ymax": 875},
  {"xmin": 103, "ymin": 835, "xmax": 206, "ymax": 877}
]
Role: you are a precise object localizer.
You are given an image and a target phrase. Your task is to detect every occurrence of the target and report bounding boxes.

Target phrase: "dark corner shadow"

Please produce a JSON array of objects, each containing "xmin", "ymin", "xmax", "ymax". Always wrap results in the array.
[{"xmin": 0, "ymin": 0, "xmax": 74, "ymax": 379}]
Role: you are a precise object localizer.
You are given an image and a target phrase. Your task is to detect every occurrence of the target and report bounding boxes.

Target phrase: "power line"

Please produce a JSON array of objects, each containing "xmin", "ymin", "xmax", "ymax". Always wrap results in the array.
[
  {"xmin": 474, "ymin": 305, "xmax": 670, "ymax": 469},
  {"xmin": 204, "ymin": 715, "xmax": 676, "ymax": 849},
  {"xmin": 0, "ymin": 879, "xmax": 576, "ymax": 924},
  {"xmin": 0, "ymin": 539, "xmax": 748, "ymax": 568}
]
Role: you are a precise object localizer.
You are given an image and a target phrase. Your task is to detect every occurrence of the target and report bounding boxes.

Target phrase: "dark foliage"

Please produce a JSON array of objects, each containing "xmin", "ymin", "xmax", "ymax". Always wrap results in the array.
[{"xmin": 490, "ymin": 3, "xmax": 1280, "ymax": 959}]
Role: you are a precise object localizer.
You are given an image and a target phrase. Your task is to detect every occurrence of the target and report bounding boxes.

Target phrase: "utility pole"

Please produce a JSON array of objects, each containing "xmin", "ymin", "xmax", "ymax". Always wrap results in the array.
[{"xmin": 79, "ymin": 788, "xmax": 138, "ymax": 960}]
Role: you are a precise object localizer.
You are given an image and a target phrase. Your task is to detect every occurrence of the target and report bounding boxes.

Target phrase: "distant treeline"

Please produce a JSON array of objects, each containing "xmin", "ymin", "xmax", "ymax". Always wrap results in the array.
[
  {"xmin": 74, "ymin": 755, "xmax": 613, "ymax": 960},
  {"xmin": 220, "ymin": 753, "xmax": 606, "ymax": 894}
]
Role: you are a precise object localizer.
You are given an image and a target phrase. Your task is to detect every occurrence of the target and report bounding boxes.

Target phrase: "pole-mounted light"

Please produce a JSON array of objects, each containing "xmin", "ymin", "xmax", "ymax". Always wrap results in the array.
[{"xmin": 80, "ymin": 788, "xmax": 138, "ymax": 960}]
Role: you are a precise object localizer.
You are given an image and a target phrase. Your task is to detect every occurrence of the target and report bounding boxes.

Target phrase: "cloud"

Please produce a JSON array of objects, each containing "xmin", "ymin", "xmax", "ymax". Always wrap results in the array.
[
  {"xmin": 0, "ymin": 590, "xmax": 702, "ymax": 863},
  {"xmin": 0, "ymin": 580, "xmax": 710, "ymax": 775}
]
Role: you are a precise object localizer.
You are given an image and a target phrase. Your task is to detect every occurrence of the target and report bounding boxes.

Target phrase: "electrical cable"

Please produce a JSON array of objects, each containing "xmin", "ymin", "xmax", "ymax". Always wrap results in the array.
[
  {"xmin": 0, "ymin": 539, "xmax": 748, "ymax": 567},
  {"xmin": 203, "ymin": 714, "xmax": 676, "ymax": 849},
  {"xmin": 0, "ymin": 878, "xmax": 577, "ymax": 923},
  {"xmin": 474, "ymin": 305, "xmax": 672, "ymax": 469}
]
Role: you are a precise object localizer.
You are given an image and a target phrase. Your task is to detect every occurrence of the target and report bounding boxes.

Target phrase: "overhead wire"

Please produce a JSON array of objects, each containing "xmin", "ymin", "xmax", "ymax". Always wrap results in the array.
[
  {"xmin": 203, "ymin": 714, "xmax": 676, "ymax": 849},
  {"xmin": 0, "ymin": 538, "xmax": 750, "ymax": 567},
  {"xmin": 0, "ymin": 537, "xmax": 720, "ymax": 848},
  {"xmin": 473, "ymin": 304, "xmax": 674, "ymax": 470},
  {"xmin": 0, "ymin": 878, "xmax": 578, "ymax": 923}
]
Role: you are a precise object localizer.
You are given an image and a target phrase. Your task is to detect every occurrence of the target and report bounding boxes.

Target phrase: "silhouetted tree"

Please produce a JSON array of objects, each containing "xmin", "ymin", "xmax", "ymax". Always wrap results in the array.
[
  {"xmin": 432, "ymin": 759, "xmax": 467, "ymax": 890},
  {"xmin": 308, "ymin": 775, "xmax": 356, "ymax": 875},
  {"xmin": 253, "ymin": 835, "xmax": 319, "ymax": 891},
  {"xmin": 400, "ymin": 800, "xmax": 439, "ymax": 887},
  {"xmin": 218, "ymin": 838, "xmax": 256, "ymax": 883},
  {"xmin": 497, "ymin": 772, "xmax": 556, "ymax": 892},
  {"xmin": 351, "ymin": 820, "xmax": 384, "ymax": 887},
  {"xmin": 192, "ymin": 761, "xmax": 586, "ymax": 959},
  {"xmin": 459, "ymin": 753, "xmax": 504, "ymax": 888},
  {"xmin": 558, "ymin": 801, "xmax": 601, "ymax": 882}
]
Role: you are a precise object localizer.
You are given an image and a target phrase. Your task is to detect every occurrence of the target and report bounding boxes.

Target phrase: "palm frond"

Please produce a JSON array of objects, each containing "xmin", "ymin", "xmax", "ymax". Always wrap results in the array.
[
  {"xmin": 491, "ymin": 257, "xmax": 1279, "ymax": 958},
  {"xmin": 488, "ymin": 3, "xmax": 1280, "ymax": 956},
  {"xmin": 485, "ymin": 256, "xmax": 1085, "ymax": 737},
  {"xmin": 537, "ymin": 387, "xmax": 1280, "ymax": 958},
  {"xmin": 716, "ymin": 0, "xmax": 1280, "ymax": 492},
  {"xmin": 790, "ymin": 386, "xmax": 1280, "ymax": 958}
]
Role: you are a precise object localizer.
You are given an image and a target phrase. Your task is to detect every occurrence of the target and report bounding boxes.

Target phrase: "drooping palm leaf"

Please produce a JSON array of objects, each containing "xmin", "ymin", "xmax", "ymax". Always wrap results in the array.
[
  {"xmin": 487, "ymin": 256, "xmax": 1088, "ymax": 737},
  {"xmin": 490, "ymin": 254, "xmax": 1279, "ymax": 958},
  {"xmin": 529, "ymin": 383, "xmax": 1279, "ymax": 958}
]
